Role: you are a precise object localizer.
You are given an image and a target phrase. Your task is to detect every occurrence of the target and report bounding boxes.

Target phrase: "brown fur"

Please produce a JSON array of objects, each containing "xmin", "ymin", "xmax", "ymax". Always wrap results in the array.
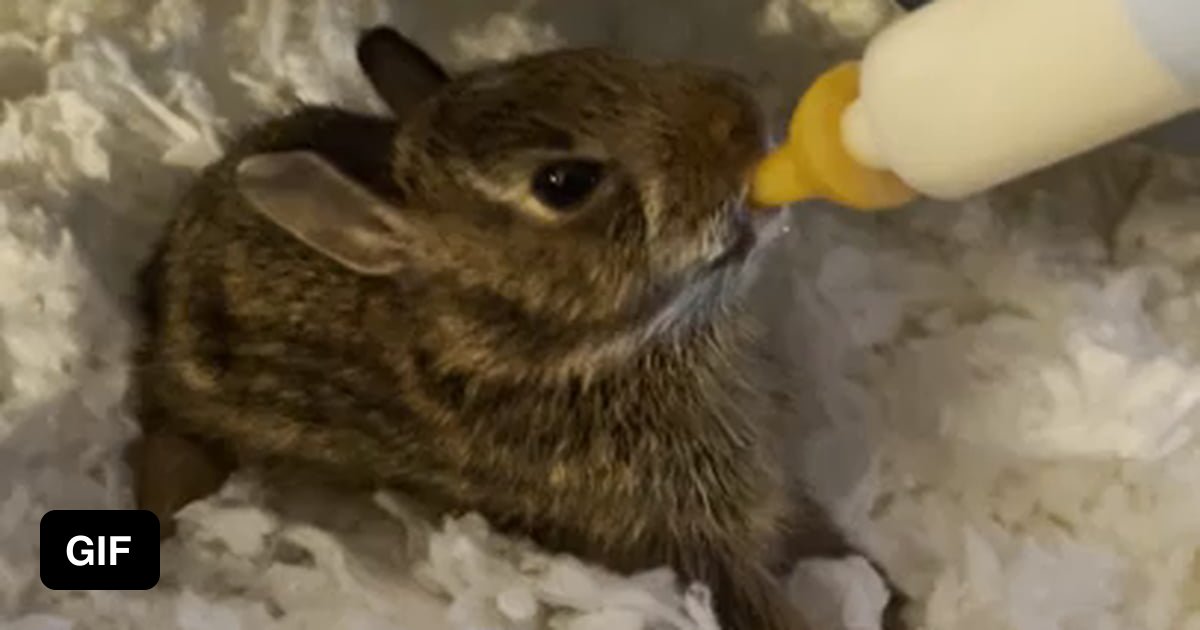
[{"xmin": 128, "ymin": 28, "xmax": 880, "ymax": 630}]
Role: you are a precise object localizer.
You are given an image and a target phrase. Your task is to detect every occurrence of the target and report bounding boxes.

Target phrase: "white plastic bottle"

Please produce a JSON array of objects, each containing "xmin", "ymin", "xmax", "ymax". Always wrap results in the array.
[{"xmin": 840, "ymin": 0, "xmax": 1200, "ymax": 201}]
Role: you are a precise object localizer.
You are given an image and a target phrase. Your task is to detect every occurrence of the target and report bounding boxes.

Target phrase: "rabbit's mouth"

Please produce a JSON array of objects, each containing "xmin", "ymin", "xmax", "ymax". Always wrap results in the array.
[
  {"xmin": 703, "ymin": 192, "xmax": 757, "ymax": 272},
  {"xmin": 706, "ymin": 216, "xmax": 755, "ymax": 271}
]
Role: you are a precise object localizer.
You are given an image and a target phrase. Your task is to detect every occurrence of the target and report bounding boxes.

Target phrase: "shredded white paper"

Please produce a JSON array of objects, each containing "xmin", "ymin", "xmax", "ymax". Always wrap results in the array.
[{"xmin": 3, "ymin": 1, "xmax": 1200, "ymax": 630}]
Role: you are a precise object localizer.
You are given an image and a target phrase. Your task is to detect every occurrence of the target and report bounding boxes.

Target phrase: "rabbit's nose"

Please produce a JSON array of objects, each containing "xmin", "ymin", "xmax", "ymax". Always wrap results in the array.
[
  {"xmin": 705, "ymin": 92, "xmax": 750, "ymax": 141},
  {"xmin": 709, "ymin": 116, "xmax": 736, "ymax": 144},
  {"xmin": 701, "ymin": 78, "xmax": 766, "ymax": 148},
  {"xmin": 705, "ymin": 94, "xmax": 767, "ymax": 164}
]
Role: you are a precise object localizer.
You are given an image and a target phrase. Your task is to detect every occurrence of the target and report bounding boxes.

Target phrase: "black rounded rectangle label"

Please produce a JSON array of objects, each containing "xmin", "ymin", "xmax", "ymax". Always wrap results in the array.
[{"xmin": 40, "ymin": 510, "xmax": 160, "ymax": 590}]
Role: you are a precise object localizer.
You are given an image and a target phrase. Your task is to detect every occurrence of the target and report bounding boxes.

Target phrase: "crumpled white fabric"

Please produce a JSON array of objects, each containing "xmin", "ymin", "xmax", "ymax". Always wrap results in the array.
[{"xmin": 3, "ymin": 1, "xmax": 1200, "ymax": 629}]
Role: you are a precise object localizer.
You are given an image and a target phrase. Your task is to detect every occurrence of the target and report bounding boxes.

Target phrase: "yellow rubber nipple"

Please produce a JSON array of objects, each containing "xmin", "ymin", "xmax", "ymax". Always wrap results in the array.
[{"xmin": 750, "ymin": 62, "xmax": 917, "ymax": 211}]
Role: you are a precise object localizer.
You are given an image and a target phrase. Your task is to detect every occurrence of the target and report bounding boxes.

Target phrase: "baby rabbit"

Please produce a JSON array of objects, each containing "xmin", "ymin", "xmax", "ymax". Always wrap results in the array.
[{"xmin": 129, "ymin": 26, "xmax": 863, "ymax": 630}]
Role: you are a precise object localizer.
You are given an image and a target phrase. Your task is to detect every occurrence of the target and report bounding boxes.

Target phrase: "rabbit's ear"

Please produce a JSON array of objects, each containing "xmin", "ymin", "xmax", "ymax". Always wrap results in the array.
[
  {"xmin": 236, "ymin": 151, "xmax": 411, "ymax": 276},
  {"xmin": 356, "ymin": 26, "xmax": 449, "ymax": 116}
]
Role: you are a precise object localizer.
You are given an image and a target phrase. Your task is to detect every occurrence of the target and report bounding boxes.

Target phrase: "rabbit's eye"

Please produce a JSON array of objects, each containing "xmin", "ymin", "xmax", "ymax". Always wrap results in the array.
[{"xmin": 531, "ymin": 160, "xmax": 604, "ymax": 211}]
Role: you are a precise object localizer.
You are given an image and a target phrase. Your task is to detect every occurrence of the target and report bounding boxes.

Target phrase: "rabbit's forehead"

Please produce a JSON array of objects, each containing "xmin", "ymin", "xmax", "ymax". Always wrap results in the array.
[
  {"xmin": 430, "ymin": 83, "xmax": 693, "ymax": 163},
  {"xmin": 436, "ymin": 52, "xmax": 760, "ymax": 143},
  {"xmin": 450, "ymin": 52, "xmax": 694, "ymax": 116}
]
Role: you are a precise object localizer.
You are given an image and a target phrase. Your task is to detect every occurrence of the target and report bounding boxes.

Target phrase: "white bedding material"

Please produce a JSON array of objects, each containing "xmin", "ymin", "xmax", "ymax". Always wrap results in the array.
[{"xmin": 2, "ymin": 1, "xmax": 1200, "ymax": 629}]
